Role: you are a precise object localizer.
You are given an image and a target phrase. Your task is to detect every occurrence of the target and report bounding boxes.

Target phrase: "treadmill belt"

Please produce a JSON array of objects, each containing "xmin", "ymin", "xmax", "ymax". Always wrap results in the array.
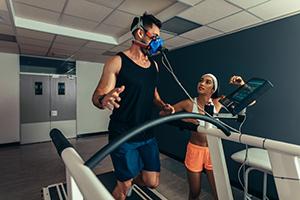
[
  {"xmin": 43, "ymin": 171, "xmax": 167, "ymax": 200},
  {"xmin": 97, "ymin": 171, "xmax": 167, "ymax": 200}
]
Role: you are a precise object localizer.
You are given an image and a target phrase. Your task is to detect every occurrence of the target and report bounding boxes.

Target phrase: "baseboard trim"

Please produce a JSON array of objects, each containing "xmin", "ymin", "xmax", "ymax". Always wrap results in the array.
[
  {"xmin": 77, "ymin": 131, "xmax": 109, "ymax": 138},
  {"xmin": 0, "ymin": 142, "xmax": 20, "ymax": 148}
]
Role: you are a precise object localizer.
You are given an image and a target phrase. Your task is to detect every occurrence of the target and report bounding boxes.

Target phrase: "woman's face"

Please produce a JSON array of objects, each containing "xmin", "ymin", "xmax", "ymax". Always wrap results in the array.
[{"xmin": 197, "ymin": 75, "xmax": 214, "ymax": 96}]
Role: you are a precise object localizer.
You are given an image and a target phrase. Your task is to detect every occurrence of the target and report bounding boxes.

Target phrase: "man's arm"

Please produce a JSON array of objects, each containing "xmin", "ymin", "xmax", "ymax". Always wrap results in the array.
[
  {"xmin": 92, "ymin": 56, "xmax": 123, "ymax": 109},
  {"xmin": 153, "ymin": 88, "xmax": 166, "ymax": 109},
  {"xmin": 159, "ymin": 99, "xmax": 189, "ymax": 116},
  {"xmin": 160, "ymin": 99, "xmax": 199, "ymax": 125},
  {"xmin": 153, "ymin": 88, "xmax": 175, "ymax": 114}
]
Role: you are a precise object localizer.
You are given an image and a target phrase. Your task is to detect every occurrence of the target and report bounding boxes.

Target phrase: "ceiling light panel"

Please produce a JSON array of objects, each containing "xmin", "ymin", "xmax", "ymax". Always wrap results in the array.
[
  {"xmin": 226, "ymin": 0, "xmax": 269, "ymax": 9},
  {"xmin": 64, "ymin": 0, "xmax": 113, "ymax": 22},
  {"xmin": 165, "ymin": 36, "xmax": 194, "ymax": 47},
  {"xmin": 54, "ymin": 35, "xmax": 87, "ymax": 46},
  {"xmin": 20, "ymin": 44, "xmax": 48, "ymax": 55},
  {"xmin": 78, "ymin": 46, "xmax": 106, "ymax": 55},
  {"xmin": 13, "ymin": 0, "xmax": 66, "ymax": 13},
  {"xmin": 119, "ymin": 39, "xmax": 132, "ymax": 47},
  {"xmin": 0, "ymin": 41, "xmax": 19, "ymax": 53},
  {"xmin": 103, "ymin": 10, "xmax": 135, "ymax": 29},
  {"xmin": 180, "ymin": 26, "xmax": 222, "ymax": 41},
  {"xmin": 110, "ymin": 45, "xmax": 128, "ymax": 53},
  {"xmin": 17, "ymin": 36, "xmax": 52, "ymax": 48},
  {"xmin": 51, "ymin": 43, "xmax": 82, "ymax": 52},
  {"xmin": 94, "ymin": 23, "xmax": 127, "ymax": 38},
  {"xmin": 48, "ymin": 48, "xmax": 77, "ymax": 57},
  {"xmin": 16, "ymin": 28, "xmax": 55, "ymax": 41},
  {"xmin": 179, "ymin": 0, "xmax": 241, "ymax": 24},
  {"xmin": 249, "ymin": 0, "xmax": 300, "ymax": 20},
  {"xmin": 85, "ymin": 0, "xmax": 123, "ymax": 9},
  {"xmin": 0, "ymin": 0, "xmax": 8, "ymax": 11},
  {"xmin": 156, "ymin": 2, "xmax": 190, "ymax": 22},
  {"xmin": 160, "ymin": 31, "xmax": 176, "ymax": 40},
  {"xmin": 59, "ymin": 14, "xmax": 99, "ymax": 31},
  {"xmin": 0, "ymin": 11, "xmax": 12, "ymax": 25},
  {"xmin": 13, "ymin": 2, "xmax": 60, "ymax": 24},
  {"xmin": 85, "ymin": 41, "xmax": 116, "ymax": 50},
  {"xmin": 177, "ymin": 0, "xmax": 204, "ymax": 6},
  {"xmin": 0, "ymin": 24, "xmax": 14, "ymax": 35},
  {"xmin": 118, "ymin": 0, "xmax": 175, "ymax": 15},
  {"xmin": 209, "ymin": 11, "xmax": 262, "ymax": 33}
]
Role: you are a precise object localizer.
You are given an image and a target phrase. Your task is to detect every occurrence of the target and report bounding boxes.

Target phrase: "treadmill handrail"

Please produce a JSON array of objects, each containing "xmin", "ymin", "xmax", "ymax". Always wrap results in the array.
[
  {"xmin": 50, "ymin": 128, "xmax": 73, "ymax": 157},
  {"xmin": 85, "ymin": 112, "xmax": 230, "ymax": 169}
]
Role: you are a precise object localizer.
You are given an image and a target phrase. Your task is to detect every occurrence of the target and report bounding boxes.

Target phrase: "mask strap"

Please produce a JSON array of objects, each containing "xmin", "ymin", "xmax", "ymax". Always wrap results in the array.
[
  {"xmin": 131, "ymin": 16, "xmax": 145, "ymax": 33},
  {"xmin": 132, "ymin": 40, "xmax": 149, "ymax": 49}
]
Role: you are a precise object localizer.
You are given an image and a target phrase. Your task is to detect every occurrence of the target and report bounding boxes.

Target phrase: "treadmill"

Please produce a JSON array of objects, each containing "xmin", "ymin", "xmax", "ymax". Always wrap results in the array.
[
  {"xmin": 42, "ymin": 77, "xmax": 273, "ymax": 200},
  {"xmin": 42, "ymin": 113, "xmax": 230, "ymax": 200}
]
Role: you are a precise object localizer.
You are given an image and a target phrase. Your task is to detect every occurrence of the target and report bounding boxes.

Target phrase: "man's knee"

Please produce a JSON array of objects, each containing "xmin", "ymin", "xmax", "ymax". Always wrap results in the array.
[{"xmin": 142, "ymin": 173, "xmax": 160, "ymax": 189}]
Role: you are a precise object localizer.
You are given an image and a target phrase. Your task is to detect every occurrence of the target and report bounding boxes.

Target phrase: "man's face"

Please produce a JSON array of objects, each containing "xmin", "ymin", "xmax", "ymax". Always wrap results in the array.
[
  {"xmin": 139, "ymin": 24, "xmax": 160, "ymax": 45},
  {"xmin": 197, "ymin": 75, "xmax": 214, "ymax": 96}
]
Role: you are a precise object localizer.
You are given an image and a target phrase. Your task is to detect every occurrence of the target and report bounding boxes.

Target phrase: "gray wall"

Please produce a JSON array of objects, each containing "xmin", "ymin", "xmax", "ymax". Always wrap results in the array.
[
  {"xmin": 76, "ymin": 61, "xmax": 111, "ymax": 135},
  {"xmin": 155, "ymin": 13, "xmax": 300, "ymax": 199},
  {"xmin": 0, "ymin": 53, "xmax": 20, "ymax": 144}
]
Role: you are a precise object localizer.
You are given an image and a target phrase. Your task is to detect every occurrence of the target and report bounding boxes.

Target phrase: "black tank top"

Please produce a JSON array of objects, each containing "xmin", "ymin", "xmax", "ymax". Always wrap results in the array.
[{"xmin": 108, "ymin": 52, "xmax": 158, "ymax": 142}]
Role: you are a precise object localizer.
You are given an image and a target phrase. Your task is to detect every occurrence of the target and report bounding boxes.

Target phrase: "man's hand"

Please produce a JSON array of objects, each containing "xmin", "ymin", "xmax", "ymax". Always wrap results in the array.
[
  {"xmin": 229, "ymin": 75, "xmax": 245, "ymax": 86},
  {"xmin": 101, "ymin": 85, "xmax": 125, "ymax": 110},
  {"xmin": 159, "ymin": 104, "xmax": 175, "ymax": 116}
]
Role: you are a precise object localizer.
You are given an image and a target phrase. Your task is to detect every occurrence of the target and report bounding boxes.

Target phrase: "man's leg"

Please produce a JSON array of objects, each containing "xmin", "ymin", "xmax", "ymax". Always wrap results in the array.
[
  {"xmin": 137, "ymin": 138, "xmax": 161, "ymax": 188},
  {"xmin": 110, "ymin": 141, "xmax": 141, "ymax": 199},
  {"xmin": 133, "ymin": 171, "xmax": 160, "ymax": 188},
  {"xmin": 112, "ymin": 179, "xmax": 133, "ymax": 200}
]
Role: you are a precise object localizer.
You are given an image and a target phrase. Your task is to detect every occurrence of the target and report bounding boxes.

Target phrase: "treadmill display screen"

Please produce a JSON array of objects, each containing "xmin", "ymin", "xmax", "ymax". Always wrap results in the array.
[
  {"xmin": 219, "ymin": 78, "xmax": 273, "ymax": 115},
  {"xmin": 231, "ymin": 79, "xmax": 265, "ymax": 102}
]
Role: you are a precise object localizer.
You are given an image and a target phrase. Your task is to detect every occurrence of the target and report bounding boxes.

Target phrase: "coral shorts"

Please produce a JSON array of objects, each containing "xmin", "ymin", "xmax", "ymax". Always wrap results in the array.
[{"xmin": 184, "ymin": 142, "xmax": 213, "ymax": 172}]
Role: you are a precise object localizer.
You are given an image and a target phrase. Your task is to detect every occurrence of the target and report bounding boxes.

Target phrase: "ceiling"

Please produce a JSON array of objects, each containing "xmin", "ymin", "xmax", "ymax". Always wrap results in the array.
[{"xmin": 1, "ymin": 0, "xmax": 300, "ymax": 63}]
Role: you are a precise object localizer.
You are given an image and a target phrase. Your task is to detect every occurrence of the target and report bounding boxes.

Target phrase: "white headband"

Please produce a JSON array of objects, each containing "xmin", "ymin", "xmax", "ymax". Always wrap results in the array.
[{"xmin": 201, "ymin": 73, "xmax": 218, "ymax": 93}]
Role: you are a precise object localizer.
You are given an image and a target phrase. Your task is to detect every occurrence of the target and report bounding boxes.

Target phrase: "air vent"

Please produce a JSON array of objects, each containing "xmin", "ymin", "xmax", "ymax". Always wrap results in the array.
[
  {"xmin": 161, "ymin": 16, "xmax": 202, "ymax": 35},
  {"xmin": 0, "ymin": 33, "xmax": 16, "ymax": 42},
  {"xmin": 102, "ymin": 51, "xmax": 117, "ymax": 56},
  {"xmin": 20, "ymin": 55, "xmax": 75, "ymax": 67}
]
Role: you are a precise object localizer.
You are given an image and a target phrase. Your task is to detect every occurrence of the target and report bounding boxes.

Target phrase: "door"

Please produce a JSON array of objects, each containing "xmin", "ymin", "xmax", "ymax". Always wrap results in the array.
[
  {"xmin": 20, "ymin": 74, "xmax": 76, "ymax": 144},
  {"xmin": 50, "ymin": 75, "xmax": 76, "ymax": 139}
]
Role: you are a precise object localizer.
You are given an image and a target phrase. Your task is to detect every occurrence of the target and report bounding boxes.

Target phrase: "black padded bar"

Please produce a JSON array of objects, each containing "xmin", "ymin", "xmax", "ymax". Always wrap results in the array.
[
  {"xmin": 167, "ymin": 120, "xmax": 198, "ymax": 131},
  {"xmin": 50, "ymin": 128, "xmax": 73, "ymax": 157},
  {"xmin": 85, "ymin": 112, "xmax": 231, "ymax": 169}
]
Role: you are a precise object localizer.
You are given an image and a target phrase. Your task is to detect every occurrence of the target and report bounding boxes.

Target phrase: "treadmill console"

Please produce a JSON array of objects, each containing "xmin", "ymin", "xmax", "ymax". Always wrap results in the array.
[{"xmin": 219, "ymin": 78, "xmax": 273, "ymax": 116}]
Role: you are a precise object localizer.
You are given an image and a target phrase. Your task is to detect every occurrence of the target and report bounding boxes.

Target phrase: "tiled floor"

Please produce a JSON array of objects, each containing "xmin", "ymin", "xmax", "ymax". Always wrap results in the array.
[{"xmin": 0, "ymin": 134, "xmax": 255, "ymax": 200}]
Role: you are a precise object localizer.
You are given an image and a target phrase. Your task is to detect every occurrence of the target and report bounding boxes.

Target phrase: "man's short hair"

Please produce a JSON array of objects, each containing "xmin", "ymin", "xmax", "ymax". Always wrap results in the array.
[{"xmin": 130, "ymin": 12, "xmax": 162, "ymax": 35}]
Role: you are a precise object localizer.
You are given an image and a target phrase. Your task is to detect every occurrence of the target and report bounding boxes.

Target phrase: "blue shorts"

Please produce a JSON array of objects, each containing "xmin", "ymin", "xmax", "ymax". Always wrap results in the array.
[{"xmin": 110, "ymin": 138, "xmax": 160, "ymax": 182}]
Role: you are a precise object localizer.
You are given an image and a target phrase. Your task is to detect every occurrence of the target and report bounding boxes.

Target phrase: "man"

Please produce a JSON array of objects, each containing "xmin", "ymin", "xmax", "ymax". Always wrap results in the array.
[{"xmin": 92, "ymin": 12, "xmax": 174, "ymax": 200}]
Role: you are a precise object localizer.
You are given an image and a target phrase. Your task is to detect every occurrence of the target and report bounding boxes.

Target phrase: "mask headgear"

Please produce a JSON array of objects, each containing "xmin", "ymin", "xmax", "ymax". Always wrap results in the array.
[{"xmin": 131, "ymin": 16, "xmax": 165, "ymax": 57}]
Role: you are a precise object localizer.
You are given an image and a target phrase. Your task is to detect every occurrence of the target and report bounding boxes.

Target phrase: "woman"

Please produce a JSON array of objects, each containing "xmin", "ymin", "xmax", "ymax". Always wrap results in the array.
[{"xmin": 160, "ymin": 74, "xmax": 244, "ymax": 200}]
